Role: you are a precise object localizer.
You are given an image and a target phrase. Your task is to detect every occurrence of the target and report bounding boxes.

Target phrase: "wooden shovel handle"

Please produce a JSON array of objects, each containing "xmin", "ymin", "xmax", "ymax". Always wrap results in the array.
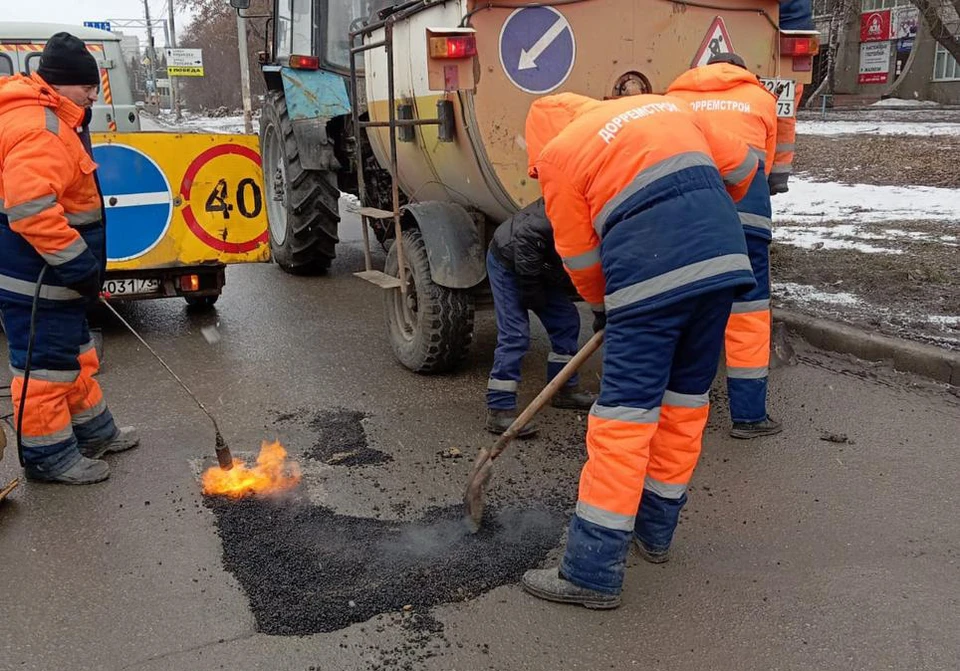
[{"xmin": 488, "ymin": 329, "xmax": 604, "ymax": 461}]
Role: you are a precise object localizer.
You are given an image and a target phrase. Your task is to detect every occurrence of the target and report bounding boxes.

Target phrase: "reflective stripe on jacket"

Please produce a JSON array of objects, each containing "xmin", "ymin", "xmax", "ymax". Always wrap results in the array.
[
  {"xmin": 0, "ymin": 73, "xmax": 105, "ymax": 303},
  {"xmin": 525, "ymin": 93, "xmax": 757, "ymax": 313},
  {"xmin": 667, "ymin": 63, "xmax": 778, "ymax": 175}
]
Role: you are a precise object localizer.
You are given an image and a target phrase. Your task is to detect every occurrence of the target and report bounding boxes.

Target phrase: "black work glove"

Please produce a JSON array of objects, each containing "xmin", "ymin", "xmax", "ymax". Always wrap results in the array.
[
  {"xmin": 67, "ymin": 273, "xmax": 102, "ymax": 300},
  {"xmin": 768, "ymin": 172, "xmax": 789, "ymax": 196},
  {"xmin": 592, "ymin": 310, "xmax": 606, "ymax": 333}
]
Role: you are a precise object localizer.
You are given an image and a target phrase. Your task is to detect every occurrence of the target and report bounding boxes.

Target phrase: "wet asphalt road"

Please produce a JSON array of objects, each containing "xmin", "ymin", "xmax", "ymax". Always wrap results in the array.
[{"xmin": 2, "ymin": 206, "xmax": 959, "ymax": 671}]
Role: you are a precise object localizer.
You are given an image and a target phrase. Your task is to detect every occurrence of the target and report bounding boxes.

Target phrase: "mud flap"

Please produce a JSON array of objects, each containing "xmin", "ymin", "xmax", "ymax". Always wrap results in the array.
[{"xmin": 401, "ymin": 202, "xmax": 486, "ymax": 289}]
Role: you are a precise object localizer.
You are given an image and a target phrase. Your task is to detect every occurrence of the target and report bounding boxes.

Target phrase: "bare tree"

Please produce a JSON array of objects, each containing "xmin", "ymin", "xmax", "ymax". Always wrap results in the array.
[
  {"xmin": 805, "ymin": 0, "xmax": 859, "ymax": 107},
  {"xmin": 174, "ymin": 0, "xmax": 271, "ymax": 111},
  {"xmin": 910, "ymin": 0, "xmax": 960, "ymax": 63}
]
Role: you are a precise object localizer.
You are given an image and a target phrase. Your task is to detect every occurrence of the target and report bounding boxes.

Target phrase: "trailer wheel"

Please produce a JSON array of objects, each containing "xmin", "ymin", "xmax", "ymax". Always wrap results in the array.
[
  {"xmin": 260, "ymin": 92, "xmax": 340, "ymax": 275},
  {"xmin": 383, "ymin": 228, "xmax": 475, "ymax": 374}
]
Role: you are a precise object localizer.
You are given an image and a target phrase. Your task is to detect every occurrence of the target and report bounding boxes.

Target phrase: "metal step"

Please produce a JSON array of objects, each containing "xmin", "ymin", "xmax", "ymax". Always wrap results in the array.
[
  {"xmin": 354, "ymin": 270, "xmax": 402, "ymax": 289},
  {"xmin": 358, "ymin": 206, "xmax": 395, "ymax": 220}
]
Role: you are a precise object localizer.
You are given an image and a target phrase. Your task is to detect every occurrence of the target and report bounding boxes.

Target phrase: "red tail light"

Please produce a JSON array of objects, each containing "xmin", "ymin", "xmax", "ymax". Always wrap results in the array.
[
  {"xmin": 428, "ymin": 35, "xmax": 477, "ymax": 59},
  {"xmin": 781, "ymin": 34, "xmax": 820, "ymax": 56},
  {"xmin": 289, "ymin": 54, "xmax": 319, "ymax": 69}
]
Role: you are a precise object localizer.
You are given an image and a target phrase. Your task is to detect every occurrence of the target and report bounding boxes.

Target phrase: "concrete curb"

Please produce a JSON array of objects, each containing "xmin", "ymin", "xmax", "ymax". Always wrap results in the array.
[{"xmin": 774, "ymin": 308, "xmax": 960, "ymax": 386}]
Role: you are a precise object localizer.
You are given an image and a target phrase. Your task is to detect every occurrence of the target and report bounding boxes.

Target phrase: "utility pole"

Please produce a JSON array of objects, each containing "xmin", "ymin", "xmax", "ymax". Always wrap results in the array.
[
  {"xmin": 143, "ymin": 0, "xmax": 158, "ymax": 106},
  {"xmin": 236, "ymin": 13, "xmax": 254, "ymax": 134},
  {"xmin": 166, "ymin": 0, "xmax": 183, "ymax": 121}
]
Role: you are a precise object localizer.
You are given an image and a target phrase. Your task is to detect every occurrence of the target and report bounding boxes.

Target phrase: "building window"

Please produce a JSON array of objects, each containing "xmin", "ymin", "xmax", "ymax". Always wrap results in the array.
[
  {"xmin": 934, "ymin": 43, "xmax": 960, "ymax": 81},
  {"xmin": 861, "ymin": 0, "xmax": 910, "ymax": 10}
]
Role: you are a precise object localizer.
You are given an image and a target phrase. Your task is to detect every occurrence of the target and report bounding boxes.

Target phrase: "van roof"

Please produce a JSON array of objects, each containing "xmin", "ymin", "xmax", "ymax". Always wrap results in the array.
[{"xmin": 0, "ymin": 22, "xmax": 121, "ymax": 43}]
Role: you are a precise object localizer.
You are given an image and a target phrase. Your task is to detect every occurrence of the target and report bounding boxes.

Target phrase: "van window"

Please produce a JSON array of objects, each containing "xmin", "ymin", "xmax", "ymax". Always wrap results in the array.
[
  {"xmin": 25, "ymin": 52, "xmax": 41, "ymax": 74},
  {"xmin": 0, "ymin": 54, "xmax": 13, "ymax": 76}
]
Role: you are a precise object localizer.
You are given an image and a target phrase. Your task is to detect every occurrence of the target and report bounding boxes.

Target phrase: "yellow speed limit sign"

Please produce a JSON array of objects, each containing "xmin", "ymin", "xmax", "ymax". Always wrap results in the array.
[{"xmin": 92, "ymin": 133, "xmax": 270, "ymax": 271}]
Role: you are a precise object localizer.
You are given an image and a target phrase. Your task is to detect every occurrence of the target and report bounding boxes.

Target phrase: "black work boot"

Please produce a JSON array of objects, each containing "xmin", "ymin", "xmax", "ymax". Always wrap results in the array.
[
  {"xmin": 521, "ymin": 568, "xmax": 621, "ymax": 609},
  {"xmin": 634, "ymin": 538, "xmax": 671, "ymax": 564},
  {"xmin": 551, "ymin": 386, "xmax": 596, "ymax": 411},
  {"xmin": 80, "ymin": 426, "xmax": 141, "ymax": 459},
  {"xmin": 485, "ymin": 409, "xmax": 538, "ymax": 438},
  {"xmin": 730, "ymin": 415, "xmax": 783, "ymax": 439}
]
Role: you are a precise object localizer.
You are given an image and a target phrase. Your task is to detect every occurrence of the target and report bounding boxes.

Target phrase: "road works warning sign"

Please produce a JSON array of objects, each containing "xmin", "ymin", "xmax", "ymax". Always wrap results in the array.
[{"xmin": 692, "ymin": 17, "xmax": 734, "ymax": 67}]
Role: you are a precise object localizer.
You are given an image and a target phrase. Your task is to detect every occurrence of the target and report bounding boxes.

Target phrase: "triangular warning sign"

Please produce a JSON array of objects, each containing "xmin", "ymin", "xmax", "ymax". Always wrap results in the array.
[{"xmin": 692, "ymin": 17, "xmax": 735, "ymax": 67}]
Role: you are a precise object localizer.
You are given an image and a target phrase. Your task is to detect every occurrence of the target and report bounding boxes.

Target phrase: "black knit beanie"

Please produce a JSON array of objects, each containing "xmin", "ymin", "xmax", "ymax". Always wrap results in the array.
[
  {"xmin": 37, "ymin": 32, "xmax": 100, "ymax": 87},
  {"xmin": 706, "ymin": 52, "xmax": 748, "ymax": 70}
]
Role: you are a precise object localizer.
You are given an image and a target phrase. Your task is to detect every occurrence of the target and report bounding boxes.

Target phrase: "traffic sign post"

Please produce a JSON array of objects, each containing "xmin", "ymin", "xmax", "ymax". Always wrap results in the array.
[{"xmin": 498, "ymin": 6, "xmax": 576, "ymax": 94}]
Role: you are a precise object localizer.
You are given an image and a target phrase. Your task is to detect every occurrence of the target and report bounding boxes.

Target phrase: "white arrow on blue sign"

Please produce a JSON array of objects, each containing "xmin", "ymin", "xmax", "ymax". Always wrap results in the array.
[
  {"xmin": 92, "ymin": 144, "xmax": 173, "ymax": 262},
  {"xmin": 498, "ymin": 6, "xmax": 576, "ymax": 95}
]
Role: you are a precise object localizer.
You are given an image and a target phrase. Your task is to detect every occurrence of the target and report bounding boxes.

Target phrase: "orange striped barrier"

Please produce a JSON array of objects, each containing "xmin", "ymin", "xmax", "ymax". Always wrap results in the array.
[{"xmin": 99, "ymin": 68, "xmax": 117, "ymax": 131}]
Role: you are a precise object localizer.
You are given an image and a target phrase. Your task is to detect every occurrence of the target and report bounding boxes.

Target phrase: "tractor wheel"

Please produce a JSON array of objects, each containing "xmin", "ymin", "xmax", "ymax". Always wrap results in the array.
[
  {"xmin": 383, "ymin": 228, "xmax": 475, "ymax": 374},
  {"xmin": 260, "ymin": 92, "xmax": 340, "ymax": 275}
]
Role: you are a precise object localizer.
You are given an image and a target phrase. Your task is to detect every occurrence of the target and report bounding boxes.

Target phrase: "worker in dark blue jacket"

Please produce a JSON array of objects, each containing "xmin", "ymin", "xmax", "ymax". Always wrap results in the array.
[{"xmin": 485, "ymin": 199, "xmax": 596, "ymax": 436}]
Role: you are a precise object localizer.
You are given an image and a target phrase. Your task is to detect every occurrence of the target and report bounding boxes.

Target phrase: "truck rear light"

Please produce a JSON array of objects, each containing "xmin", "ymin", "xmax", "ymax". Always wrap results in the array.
[
  {"xmin": 781, "ymin": 33, "xmax": 820, "ymax": 56},
  {"xmin": 428, "ymin": 36, "xmax": 477, "ymax": 59},
  {"xmin": 288, "ymin": 54, "xmax": 319, "ymax": 69},
  {"xmin": 180, "ymin": 274, "xmax": 200, "ymax": 292}
]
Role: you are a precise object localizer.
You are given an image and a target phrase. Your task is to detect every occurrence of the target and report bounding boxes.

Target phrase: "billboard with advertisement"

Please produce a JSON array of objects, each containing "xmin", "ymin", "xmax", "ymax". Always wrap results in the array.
[
  {"xmin": 891, "ymin": 6, "xmax": 920, "ymax": 39},
  {"xmin": 860, "ymin": 10, "xmax": 892, "ymax": 42},
  {"xmin": 859, "ymin": 41, "xmax": 892, "ymax": 84}
]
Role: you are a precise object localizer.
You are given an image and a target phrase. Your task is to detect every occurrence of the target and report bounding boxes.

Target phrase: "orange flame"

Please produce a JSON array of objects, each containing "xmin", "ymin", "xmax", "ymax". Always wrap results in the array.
[{"xmin": 201, "ymin": 440, "xmax": 301, "ymax": 498}]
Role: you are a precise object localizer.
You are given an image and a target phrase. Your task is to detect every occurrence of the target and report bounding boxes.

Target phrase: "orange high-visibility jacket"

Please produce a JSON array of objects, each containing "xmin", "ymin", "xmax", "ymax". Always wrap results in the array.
[
  {"xmin": 667, "ymin": 63, "xmax": 778, "ymax": 174},
  {"xmin": 0, "ymin": 73, "xmax": 104, "ymax": 301},
  {"xmin": 525, "ymin": 93, "xmax": 758, "ymax": 311}
]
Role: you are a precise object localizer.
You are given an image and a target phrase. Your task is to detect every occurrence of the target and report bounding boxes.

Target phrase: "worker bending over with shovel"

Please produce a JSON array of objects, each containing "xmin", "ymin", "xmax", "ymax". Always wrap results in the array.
[
  {"xmin": 485, "ymin": 198, "xmax": 597, "ymax": 436},
  {"xmin": 0, "ymin": 33, "xmax": 138, "ymax": 485},
  {"xmin": 668, "ymin": 52, "xmax": 782, "ymax": 438},
  {"xmin": 519, "ymin": 92, "xmax": 758, "ymax": 608}
]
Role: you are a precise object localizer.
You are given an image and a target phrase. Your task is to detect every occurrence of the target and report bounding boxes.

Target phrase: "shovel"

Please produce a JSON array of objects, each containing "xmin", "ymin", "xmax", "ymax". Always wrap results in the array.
[{"xmin": 463, "ymin": 329, "xmax": 604, "ymax": 532}]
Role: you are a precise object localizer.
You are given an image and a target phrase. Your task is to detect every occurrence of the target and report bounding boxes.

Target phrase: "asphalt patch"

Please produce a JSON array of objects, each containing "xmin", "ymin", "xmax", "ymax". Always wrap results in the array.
[
  {"xmin": 206, "ymin": 494, "xmax": 564, "ymax": 635},
  {"xmin": 277, "ymin": 407, "xmax": 393, "ymax": 467}
]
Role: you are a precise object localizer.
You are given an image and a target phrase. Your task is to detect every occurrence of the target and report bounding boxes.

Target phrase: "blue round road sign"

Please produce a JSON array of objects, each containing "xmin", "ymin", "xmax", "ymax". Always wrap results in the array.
[
  {"xmin": 92, "ymin": 144, "xmax": 173, "ymax": 262},
  {"xmin": 498, "ymin": 6, "xmax": 576, "ymax": 95}
]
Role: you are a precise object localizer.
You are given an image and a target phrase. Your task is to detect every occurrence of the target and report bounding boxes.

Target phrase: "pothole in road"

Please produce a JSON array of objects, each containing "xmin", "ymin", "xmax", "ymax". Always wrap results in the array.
[
  {"xmin": 275, "ymin": 407, "xmax": 393, "ymax": 467},
  {"xmin": 206, "ymin": 495, "xmax": 565, "ymax": 635}
]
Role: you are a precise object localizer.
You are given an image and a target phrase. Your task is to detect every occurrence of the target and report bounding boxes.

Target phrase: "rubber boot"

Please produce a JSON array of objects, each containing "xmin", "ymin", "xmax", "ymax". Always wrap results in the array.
[
  {"xmin": 730, "ymin": 416, "xmax": 783, "ymax": 440},
  {"xmin": 26, "ymin": 455, "xmax": 110, "ymax": 485},
  {"xmin": 634, "ymin": 537, "xmax": 670, "ymax": 564},
  {"xmin": 485, "ymin": 409, "xmax": 537, "ymax": 438},
  {"xmin": 80, "ymin": 426, "xmax": 141, "ymax": 459},
  {"xmin": 521, "ymin": 568, "xmax": 621, "ymax": 609},
  {"xmin": 551, "ymin": 386, "xmax": 596, "ymax": 411}
]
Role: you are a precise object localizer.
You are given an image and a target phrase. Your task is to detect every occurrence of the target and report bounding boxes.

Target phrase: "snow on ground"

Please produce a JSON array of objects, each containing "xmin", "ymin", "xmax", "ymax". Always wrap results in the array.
[
  {"xmin": 774, "ymin": 281, "xmax": 960, "ymax": 349},
  {"xmin": 774, "ymin": 178, "xmax": 960, "ymax": 224},
  {"xmin": 797, "ymin": 119, "xmax": 960, "ymax": 136},
  {"xmin": 869, "ymin": 98, "xmax": 941, "ymax": 108},
  {"xmin": 141, "ymin": 111, "xmax": 257, "ymax": 135}
]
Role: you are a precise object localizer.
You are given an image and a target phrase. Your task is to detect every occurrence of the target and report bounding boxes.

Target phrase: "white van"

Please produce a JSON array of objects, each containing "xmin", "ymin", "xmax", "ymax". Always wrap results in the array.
[{"xmin": 0, "ymin": 22, "xmax": 140, "ymax": 132}]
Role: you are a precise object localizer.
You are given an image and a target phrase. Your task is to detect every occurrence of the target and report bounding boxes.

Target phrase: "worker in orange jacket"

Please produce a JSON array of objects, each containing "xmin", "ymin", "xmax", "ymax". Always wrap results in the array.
[
  {"xmin": 771, "ymin": 0, "xmax": 815, "ymax": 193},
  {"xmin": 668, "ymin": 53, "xmax": 783, "ymax": 438},
  {"xmin": 0, "ymin": 33, "xmax": 138, "ymax": 485},
  {"xmin": 519, "ymin": 92, "xmax": 758, "ymax": 608}
]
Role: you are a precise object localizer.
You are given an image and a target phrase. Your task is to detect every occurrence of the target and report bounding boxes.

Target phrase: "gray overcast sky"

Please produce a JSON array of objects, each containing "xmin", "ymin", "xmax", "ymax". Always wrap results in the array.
[{"xmin": 4, "ymin": 0, "xmax": 195, "ymax": 46}]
